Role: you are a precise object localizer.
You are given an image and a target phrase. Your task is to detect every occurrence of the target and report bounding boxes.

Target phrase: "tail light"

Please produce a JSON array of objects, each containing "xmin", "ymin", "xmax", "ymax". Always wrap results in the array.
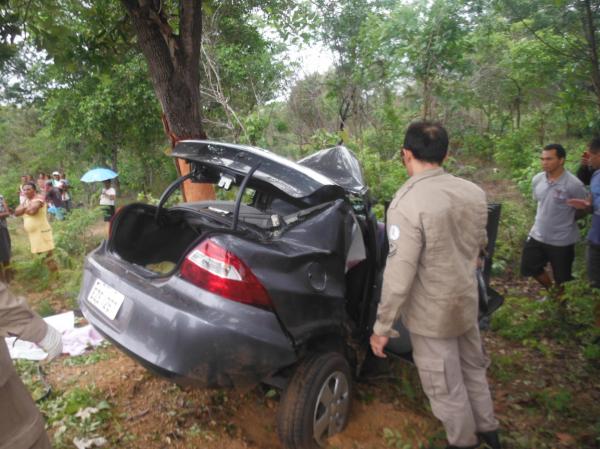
[{"xmin": 180, "ymin": 239, "xmax": 273, "ymax": 310}]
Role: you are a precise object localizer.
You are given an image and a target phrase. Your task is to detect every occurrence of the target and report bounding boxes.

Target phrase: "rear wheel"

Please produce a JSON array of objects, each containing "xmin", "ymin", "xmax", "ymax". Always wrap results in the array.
[{"xmin": 277, "ymin": 352, "xmax": 352, "ymax": 449}]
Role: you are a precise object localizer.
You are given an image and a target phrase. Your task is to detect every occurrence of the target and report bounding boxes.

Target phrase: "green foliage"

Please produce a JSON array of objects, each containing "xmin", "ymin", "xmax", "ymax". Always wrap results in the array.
[
  {"xmin": 14, "ymin": 359, "xmax": 51, "ymax": 401},
  {"xmin": 43, "ymin": 388, "xmax": 112, "ymax": 449},
  {"xmin": 491, "ymin": 280, "xmax": 600, "ymax": 351},
  {"xmin": 532, "ymin": 388, "xmax": 573, "ymax": 418},
  {"xmin": 458, "ymin": 133, "xmax": 495, "ymax": 160},
  {"xmin": 13, "ymin": 253, "xmax": 52, "ymax": 291},
  {"xmin": 54, "ymin": 208, "xmax": 103, "ymax": 257},
  {"xmin": 36, "ymin": 299, "xmax": 56, "ymax": 317},
  {"xmin": 490, "ymin": 352, "xmax": 523, "ymax": 383},
  {"xmin": 492, "ymin": 129, "xmax": 538, "ymax": 173},
  {"xmin": 15, "ymin": 360, "xmax": 112, "ymax": 449},
  {"xmin": 492, "ymin": 200, "xmax": 533, "ymax": 275},
  {"xmin": 240, "ymin": 112, "xmax": 271, "ymax": 146},
  {"xmin": 62, "ymin": 347, "xmax": 111, "ymax": 367},
  {"xmin": 382, "ymin": 428, "xmax": 412, "ymax": 449}
]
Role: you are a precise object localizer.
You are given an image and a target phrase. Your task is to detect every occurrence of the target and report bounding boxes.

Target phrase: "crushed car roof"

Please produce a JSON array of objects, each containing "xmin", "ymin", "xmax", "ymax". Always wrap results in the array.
[{"xmin": 298, "ymin": 145, "xmax": 367, "ymax": 196}]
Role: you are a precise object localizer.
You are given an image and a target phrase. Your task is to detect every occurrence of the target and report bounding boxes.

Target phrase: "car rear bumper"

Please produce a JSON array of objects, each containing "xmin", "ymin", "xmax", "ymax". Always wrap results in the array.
[{"xmin": 78, "ymin": 245, "xmax": 297, "ymax": 389}]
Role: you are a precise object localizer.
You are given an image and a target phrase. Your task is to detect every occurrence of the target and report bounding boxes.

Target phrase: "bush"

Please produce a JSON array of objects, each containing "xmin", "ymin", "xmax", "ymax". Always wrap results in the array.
[
  {"xmin": 491, "ymin": 200, "xmax": 533, "ymax": 276},
  {"xmin": 458, "ymin": 133, "xmax": 494, "ymax": 160},
  {"xmin": 492, "ymin": 128, "xmax": 537, "ymax": 171},
  {"xmin": 53, "ymin": 207, "xmax": 103, "ymax": 257}
]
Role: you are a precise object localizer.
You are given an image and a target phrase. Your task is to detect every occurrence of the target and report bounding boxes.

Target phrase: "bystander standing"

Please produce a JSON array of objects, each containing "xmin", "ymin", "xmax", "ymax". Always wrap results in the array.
[
  {"xmin": 100, "ymin": 180, "xmax": 116, "ymax": 222},
  {"xmin": 14, "ymin": 182, "xmax": 57, "ymax": 272},
  {"xmin": 567, "ymin": 137, "xmax": 600, "ymax": 289},
  {"xmin": 520, "ymin": 144, "xmax": 587, "ymax": 293},
  {"xmin": 44, "ymin": 181, "xmax": 65, "ymax": 221}
]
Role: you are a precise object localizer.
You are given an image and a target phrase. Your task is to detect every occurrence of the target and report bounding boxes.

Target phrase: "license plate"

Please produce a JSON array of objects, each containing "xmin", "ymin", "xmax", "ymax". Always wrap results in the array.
[{"xmin": 87, "ymin": 279, "xmax": 125, "ymax": 320}]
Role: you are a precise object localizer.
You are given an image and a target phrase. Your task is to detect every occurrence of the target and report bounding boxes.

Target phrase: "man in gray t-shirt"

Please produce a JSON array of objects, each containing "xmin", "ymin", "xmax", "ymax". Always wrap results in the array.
[{"xmin": 520, "ymin": 144, "xmax": 587, "ymax": 290}]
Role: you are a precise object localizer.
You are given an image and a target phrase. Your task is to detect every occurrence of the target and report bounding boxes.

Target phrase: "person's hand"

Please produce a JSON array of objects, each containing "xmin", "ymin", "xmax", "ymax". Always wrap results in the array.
[
  {"xmin": 37, "ymin": 325, "xmax": 63, "ymax": 361},
  {"xmin": 370, "ymin": 334, "xmax": 389, "ymax": 358},
  {"xmin": 582, "ymin": 151, "xmax": 590, "ymax": 166},
  {"xmin": 566, "ymin": 198, "xmax": 591, "ymax": 210}
]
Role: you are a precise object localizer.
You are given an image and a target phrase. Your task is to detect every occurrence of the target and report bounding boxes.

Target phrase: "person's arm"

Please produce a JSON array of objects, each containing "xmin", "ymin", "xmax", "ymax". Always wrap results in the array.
[
  {"xmin": 370, "ymin": 205, "xmax": 423, "ymax": 358},
  {"xmin": 531, "ymin": 173, "xmax": 541, "ymax": 201},
  {"xmin": 107, "ymin": 188, "xmax": 116, "ymax": 201},
  {"xmin": 0, "ymin": 283, "xmax": 62, "ymax": 359},
  {"xmin": 576, "ymin": 152, "xmax": 592, "ymax": 186},
  {"xmin": 14, "ymin": 201, "xmax": 27, "ymax": 217},
  {"xmin": 24, "ymin": 198, "xmax": 44, "ymax": 215},
  {"xmin": 568, "ymin": 181, "xmax": 593, "ymax": 218}
]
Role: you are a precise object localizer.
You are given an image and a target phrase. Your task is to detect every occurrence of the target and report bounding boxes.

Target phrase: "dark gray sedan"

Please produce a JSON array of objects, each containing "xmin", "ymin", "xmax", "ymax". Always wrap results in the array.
[{"xmin": 79, "ymin": 141, "xmax": 502, "ymax": 449}]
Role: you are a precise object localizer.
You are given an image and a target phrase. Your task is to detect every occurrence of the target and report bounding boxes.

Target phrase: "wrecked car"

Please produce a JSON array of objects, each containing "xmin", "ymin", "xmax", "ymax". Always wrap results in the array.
[{"xmin": 78, "ymin": 141, "xmax": 502, "ymax": 449}]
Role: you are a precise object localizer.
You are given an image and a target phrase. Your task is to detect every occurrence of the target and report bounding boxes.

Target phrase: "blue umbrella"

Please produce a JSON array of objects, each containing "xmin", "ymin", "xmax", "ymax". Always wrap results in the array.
[{"xmin": 80, "ymin": 168, "xmax": 118, "ymax": 183}]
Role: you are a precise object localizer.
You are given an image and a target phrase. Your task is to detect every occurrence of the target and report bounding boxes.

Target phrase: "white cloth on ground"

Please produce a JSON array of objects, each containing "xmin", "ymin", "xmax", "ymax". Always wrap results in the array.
[{"xmin": 5, "ymin": 311, "xmax": 104, "ymax": 360}]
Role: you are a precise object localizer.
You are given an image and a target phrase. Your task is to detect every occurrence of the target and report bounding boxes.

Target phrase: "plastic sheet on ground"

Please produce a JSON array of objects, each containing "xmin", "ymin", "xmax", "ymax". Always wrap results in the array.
[{"xmin": 6, "ymin": 311, "xmax": 104, "ymax": 360}]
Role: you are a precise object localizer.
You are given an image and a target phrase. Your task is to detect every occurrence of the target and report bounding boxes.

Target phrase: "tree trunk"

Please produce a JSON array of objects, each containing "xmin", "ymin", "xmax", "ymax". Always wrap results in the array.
[
  {"xmin": 121, "ymin": 0, "xmax": 214, "ymax": 201},
  {"xmin": 422, "ymin": 77, "xmax": 432, "ymax": 120},
  {"xmin": 111, "ymin": 145, "xmax": 120, "ymax": 191},
  {"xmin": 582, "ymin": 0, "xmax": 600, "ymax": 114}
]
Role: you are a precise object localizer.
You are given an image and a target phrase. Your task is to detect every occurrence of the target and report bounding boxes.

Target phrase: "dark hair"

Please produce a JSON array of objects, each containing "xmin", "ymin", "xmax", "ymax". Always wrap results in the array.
[
  {"xmin": 403, "ymin": 121, "xmax": 449, "ymax": 164},
  {"xmin": 543, "ymin": 143, "xmax": 566, "ymax": 159},
  {"xmin": 24, "ymin": 181, "xmax": 37, "ymax": 191},
  {"xmin": 588, "ymin": 136, "xmax": 600, "ymax": 154}
]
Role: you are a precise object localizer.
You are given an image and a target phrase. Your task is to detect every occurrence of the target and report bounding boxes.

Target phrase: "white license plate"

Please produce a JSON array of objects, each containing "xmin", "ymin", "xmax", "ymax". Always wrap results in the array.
[{"xmin": 87, "ymin": 279, "xmax": 125, "ymax": 320}]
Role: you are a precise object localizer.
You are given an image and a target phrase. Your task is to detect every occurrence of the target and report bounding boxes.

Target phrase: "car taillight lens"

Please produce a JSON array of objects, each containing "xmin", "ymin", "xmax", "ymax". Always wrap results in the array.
[{"xmin": 180, "ymin": 239, "xmax": 273, "ymax": 310}]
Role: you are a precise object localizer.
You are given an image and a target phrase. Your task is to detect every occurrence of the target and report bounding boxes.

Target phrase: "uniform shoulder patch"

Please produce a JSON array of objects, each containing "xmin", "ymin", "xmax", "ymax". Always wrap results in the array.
[{"xmin": 388, "ymin": 225, "xmax": 400, "ymax": 241}]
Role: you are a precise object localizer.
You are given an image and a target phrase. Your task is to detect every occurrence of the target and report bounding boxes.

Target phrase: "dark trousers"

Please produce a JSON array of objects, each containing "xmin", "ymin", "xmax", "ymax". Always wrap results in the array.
[
  {"xmin": 587, "ymin": 242, "xmax": 600, "ymax": 289},
  {"xmin": 520, "ymin": 237, "xmax": 575, "ymax": 284}
]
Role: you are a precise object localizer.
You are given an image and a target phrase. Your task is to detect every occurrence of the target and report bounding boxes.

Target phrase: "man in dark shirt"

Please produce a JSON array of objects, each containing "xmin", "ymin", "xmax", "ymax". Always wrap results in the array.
[
  {"xmin": 576, "ymin": 150, "xmax": 597, "ymax": 186},
  {"xmin": 568, "ymin": 137, "xmax": 600, "ymax": 289}
]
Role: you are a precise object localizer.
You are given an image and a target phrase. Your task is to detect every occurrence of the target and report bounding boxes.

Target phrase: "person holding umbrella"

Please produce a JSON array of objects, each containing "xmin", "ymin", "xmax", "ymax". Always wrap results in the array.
[
  {"xmin": 100, "ymin": 180, "xmax": 116, "ymax": 222},
  {"xmin": 80, "ymin": 168, "xmax": 118, "ymax": 222}
]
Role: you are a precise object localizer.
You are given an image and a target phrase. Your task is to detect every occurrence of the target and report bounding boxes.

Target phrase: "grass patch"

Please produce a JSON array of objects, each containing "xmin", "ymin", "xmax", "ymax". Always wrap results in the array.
[
  {"xmin": 491, "ymin": 280, "xmax": 600, "ymax": 351},
  {"xmin": 15, "ymin": 360, "xmax": 113, "ymax": 449},
  {"xmin": 490, "ymin": 351, "xmax": 523, "ymax": 383},
  {"xmin": 62, "ymin": 347, "xmax": 112, "ymax": 367}
]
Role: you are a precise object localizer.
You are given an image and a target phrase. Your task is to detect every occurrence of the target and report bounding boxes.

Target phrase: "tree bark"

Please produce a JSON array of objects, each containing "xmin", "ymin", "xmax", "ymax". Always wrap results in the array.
[
  {"xmin": 121, "ymin": 0, "xmax": 214, "ymax": 201},
  {"xmin": 581, "ymin": 0, "xmax": 600, "ymax": 113}
]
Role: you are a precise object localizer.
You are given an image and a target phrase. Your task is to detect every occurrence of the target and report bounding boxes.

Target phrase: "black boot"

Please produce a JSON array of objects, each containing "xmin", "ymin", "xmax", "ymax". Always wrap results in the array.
[{"xmin": 477, "ymin": 430, "xmax": 501, "ymax": 449}]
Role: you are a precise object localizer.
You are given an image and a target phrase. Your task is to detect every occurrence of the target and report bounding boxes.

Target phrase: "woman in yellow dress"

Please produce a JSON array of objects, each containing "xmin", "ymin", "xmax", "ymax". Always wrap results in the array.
[{"xmin": 14, "ymin": 183, "xmax": 56, "ymax": 269}]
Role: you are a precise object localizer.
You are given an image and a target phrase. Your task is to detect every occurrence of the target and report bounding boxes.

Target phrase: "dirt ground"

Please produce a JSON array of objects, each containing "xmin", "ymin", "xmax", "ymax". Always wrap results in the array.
[
  {"xmin": 41, "ymin": 344, "xmax": 441, "ymax": 449},
  {"xmin": 36, "ymin": 323, "xmax": 600, "ymax": 449}
]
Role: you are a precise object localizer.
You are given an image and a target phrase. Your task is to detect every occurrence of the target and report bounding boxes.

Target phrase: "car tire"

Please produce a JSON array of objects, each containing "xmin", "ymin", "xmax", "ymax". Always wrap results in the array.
[{"xmin": 277, "ymin": 352, "xmax": 352, "ymax": 449}]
